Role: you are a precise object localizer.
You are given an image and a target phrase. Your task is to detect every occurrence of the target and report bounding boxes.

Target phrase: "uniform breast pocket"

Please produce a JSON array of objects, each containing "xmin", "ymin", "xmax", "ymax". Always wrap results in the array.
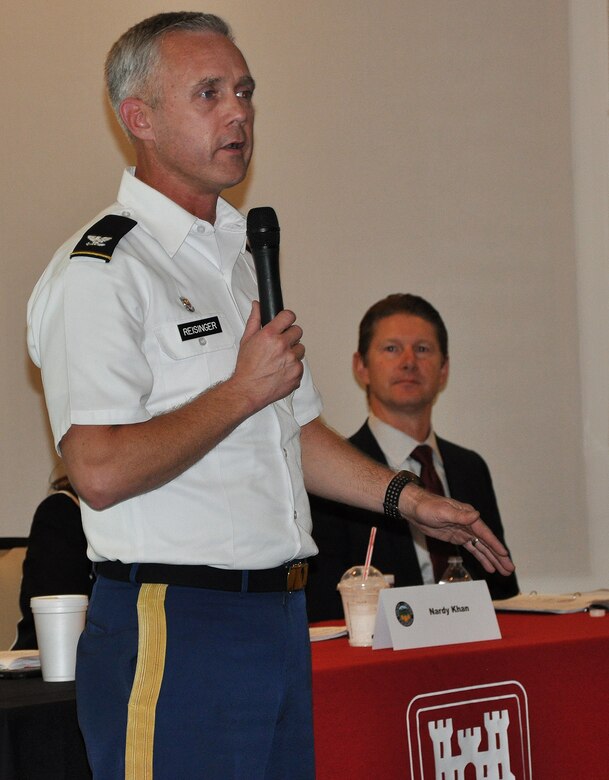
[{"xmin": 153, "ymin": 315, "xmax": 237, "ymax": 403}]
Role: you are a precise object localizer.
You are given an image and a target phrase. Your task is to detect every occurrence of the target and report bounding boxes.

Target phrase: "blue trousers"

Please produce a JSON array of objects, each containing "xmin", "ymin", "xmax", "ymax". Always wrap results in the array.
[{"xmin": 76, "ymin": 575, "xmax": 315, "ymax": 779}]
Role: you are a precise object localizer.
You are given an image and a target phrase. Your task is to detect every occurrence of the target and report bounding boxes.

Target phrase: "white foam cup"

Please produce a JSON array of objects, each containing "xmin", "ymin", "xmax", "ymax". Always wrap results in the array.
[
  {"xmin": 337, "ymin": 566, "xmax": 388, "ymax": 647},
  {"xmin": 30, "ymin": 594, "xmax": 88, "ymax": 681}
]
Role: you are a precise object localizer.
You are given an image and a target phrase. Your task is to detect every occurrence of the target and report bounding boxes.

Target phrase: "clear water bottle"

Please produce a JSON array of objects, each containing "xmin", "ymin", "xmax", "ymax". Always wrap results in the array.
[{"xmin": 438, "ymin": 556, "xmax": 472, "ymax": 584}]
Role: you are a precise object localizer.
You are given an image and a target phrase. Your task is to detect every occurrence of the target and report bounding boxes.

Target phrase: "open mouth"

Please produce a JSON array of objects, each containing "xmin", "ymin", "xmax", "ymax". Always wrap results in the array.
[{"xmin": 223, "ymin": 142, "xmax": 244, "ymax": 150}]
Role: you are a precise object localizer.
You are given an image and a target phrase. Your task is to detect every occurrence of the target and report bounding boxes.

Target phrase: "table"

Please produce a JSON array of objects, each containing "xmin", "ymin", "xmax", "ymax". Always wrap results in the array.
[
  {"xmin": 312, "ymin": 611, "xmax": 609, "ymax": 778},
  {"xmin": 1, "ymin": 612, "xmax": 608, "ymax": 779},
  {"xmin": 0, "ymin": 677, "xmax": 90, "ymax": 780}
]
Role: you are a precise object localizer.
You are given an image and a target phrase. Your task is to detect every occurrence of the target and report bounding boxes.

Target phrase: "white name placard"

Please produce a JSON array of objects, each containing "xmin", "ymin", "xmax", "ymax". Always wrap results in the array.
[{"xmin": 372, "ymin": 580, "xmax": 501, "ymax": 651}]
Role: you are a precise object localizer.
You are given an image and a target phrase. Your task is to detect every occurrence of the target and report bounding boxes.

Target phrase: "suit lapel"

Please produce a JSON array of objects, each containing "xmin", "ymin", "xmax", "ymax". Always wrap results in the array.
[
  {"xmin": 436, "ymin": 436, "xmax": 463, "ymax": 501},
  {"xmin": 349, "ymin": 422, "xmax": 389, "ymax": 466}
]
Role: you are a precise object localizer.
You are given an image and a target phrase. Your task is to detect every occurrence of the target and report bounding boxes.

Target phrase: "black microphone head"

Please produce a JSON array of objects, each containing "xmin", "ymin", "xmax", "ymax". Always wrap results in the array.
[{"xmin": 247, "ymin": 206, "xmax": 280, "ymax": 250}]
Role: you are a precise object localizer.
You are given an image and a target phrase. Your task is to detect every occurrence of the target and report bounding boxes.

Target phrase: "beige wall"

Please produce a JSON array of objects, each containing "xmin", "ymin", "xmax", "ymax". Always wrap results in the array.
[{"xmin": 2, "ymin": 0, "xmax": 607, "ymax": 593}]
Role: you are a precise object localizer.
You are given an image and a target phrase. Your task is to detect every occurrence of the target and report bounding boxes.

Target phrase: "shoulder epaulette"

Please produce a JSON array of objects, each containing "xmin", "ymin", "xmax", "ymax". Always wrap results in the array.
[{"xmin": 70, "ymin": 214, "xmax": 137, "ymax": 262}]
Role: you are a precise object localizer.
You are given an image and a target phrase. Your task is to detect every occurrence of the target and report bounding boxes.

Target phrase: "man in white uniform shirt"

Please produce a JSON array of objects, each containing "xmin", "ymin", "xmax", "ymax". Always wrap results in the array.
[{"xmin": 27, "ymin": 13, "xmax": 514, "ymax": 780}]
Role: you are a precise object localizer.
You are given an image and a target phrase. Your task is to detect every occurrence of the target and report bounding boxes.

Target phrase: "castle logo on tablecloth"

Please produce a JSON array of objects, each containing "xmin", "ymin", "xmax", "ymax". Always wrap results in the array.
[
  {"xmin": 428, "ymin": 709, "xmax": 515, "ymax": 779},
  {"xmin": 406, "ymin": 681, "xmax": 532, "ymax": 780}
]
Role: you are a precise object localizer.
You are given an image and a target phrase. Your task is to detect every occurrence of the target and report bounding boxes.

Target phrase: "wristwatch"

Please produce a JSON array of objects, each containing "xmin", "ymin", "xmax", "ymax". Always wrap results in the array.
[{"xmin": 383, "ymin": 470, "xmax": 422, "ymax": 520}]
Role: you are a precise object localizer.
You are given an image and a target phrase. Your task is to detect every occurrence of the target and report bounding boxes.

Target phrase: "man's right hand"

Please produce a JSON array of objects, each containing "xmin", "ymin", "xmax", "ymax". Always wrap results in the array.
[
  {"xmin": 232, "ymin": 301, "xmax": 306, "ymax": 412},
  {"xmin": 59, "ymin": 302, "xmax": 306, "ymax": 511}
]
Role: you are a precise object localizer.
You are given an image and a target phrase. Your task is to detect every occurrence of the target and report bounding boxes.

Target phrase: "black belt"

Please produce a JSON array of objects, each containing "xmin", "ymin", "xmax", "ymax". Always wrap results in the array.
[{"xmin": 95, "ymin": 559, "xmax": 308, "ymax": 593}]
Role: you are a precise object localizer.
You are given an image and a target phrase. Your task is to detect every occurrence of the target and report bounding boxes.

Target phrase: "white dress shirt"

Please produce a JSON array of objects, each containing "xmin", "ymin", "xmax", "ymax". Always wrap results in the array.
[
  {"xmin": 367, "ymin": 414, "xmax": 450, "ymax": 585},
  {"xmin": 27, "ymin": 169, "xmax": 323, "ymax": 569}
]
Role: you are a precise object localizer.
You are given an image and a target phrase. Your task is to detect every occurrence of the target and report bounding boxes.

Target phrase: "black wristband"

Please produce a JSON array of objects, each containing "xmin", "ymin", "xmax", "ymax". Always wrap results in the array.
[{"xmin": 383, "ymin": 470, "xmax": 422, "ymax": 520}]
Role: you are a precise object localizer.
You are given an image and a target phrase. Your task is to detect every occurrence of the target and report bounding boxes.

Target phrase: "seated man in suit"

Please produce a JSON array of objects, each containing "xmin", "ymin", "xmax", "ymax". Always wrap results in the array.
[{"xmin": 307, "ymin": 293, "xmax": 519, "ymax": 622}]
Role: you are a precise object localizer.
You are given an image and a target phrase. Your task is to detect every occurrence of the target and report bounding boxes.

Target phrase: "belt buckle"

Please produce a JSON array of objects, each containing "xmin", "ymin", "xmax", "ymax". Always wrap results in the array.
[{"xmin": 286, "ymin": 561, "xmax": 308, "ymax": 591}]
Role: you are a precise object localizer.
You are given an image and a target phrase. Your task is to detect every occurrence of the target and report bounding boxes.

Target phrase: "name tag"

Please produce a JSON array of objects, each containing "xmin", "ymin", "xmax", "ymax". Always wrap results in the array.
[
  {"xmin": 178, "ymin": 317, "xmax": 222, "ymax": 341},
  {"xmin": 372, "ymin": 581, "xmax": 501, "ymax": 651}
]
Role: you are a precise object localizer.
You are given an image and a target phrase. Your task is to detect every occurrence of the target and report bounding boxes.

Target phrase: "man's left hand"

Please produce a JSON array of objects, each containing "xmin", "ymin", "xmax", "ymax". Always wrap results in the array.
[{"xmin": 400, "ymin": 485, "xmax": 515, "ymax": 576}]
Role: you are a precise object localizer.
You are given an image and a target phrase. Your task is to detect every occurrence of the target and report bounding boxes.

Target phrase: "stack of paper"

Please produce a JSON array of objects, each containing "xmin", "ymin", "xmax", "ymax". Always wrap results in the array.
[
  {"xmin": 0, "ymin": 650, "xmax": 40, "ymax": 671},
  {"xmin": 309, "ymin": 625, "xmax": 348, "ymax": 642},
  {"xmin": 493, "ymin": 589, "xmax": 609, "ymax": 614}
]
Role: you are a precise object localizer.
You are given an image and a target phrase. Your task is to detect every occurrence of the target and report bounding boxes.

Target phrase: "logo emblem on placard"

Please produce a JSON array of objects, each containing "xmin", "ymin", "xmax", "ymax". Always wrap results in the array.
[
  {"xmin": 406, "ymin": 681, "xmax": 532, "ymax": 780},
  {"xmin": 395, "ymin": 601, "xmax": 414, "ymax": 627}
]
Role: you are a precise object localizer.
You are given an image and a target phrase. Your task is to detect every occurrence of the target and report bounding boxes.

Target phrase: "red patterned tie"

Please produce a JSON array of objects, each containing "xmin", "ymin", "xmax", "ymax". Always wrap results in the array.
[{"xmin": 410, "ymin": 444, "xmax": 456, "ymax": 582}]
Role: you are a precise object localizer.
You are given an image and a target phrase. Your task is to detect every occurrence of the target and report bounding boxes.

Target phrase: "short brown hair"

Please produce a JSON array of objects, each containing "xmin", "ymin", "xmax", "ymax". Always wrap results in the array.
[{"xmin": 357, "ymin": 294, "xmax": 448, "ymax": 360}]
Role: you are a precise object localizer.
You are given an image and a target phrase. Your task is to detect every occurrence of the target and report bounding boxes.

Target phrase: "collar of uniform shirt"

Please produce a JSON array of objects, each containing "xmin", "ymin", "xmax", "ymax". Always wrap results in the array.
[{"xmin": 118, "ymin": 167, "xmax": 246, "ymax": 259}]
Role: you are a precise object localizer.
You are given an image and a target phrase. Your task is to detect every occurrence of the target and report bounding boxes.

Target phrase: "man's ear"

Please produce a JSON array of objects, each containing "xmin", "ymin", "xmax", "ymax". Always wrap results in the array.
[
  {"xmin": 352, "ymin": 351, "xmax": 369, "ymax": 390},
  {"xmin": 439, "ymin": 354, "xmax": 450, "ymax": 393},
  {"xmin": 119, "ymin": 98, "xmax": 155, "ymax": 140}
]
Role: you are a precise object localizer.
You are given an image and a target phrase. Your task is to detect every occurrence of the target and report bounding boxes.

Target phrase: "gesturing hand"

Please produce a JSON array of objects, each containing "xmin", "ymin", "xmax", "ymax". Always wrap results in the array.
[{"xmin": 402, "ymin": 486, "xmax": 515, "ymax": 576}]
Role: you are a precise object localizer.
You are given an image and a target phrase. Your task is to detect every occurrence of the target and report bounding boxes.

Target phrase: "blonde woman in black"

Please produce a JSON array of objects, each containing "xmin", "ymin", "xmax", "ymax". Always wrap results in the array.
[{"xmin": 12, "ymin": 474, "xmax": 92, "ymax": 650}]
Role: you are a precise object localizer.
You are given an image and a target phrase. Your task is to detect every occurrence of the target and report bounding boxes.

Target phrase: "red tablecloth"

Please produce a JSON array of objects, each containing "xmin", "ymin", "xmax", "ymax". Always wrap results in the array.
[{"xmin": 311, "ymin": 611, "xmax": 609, "ymax": 779}]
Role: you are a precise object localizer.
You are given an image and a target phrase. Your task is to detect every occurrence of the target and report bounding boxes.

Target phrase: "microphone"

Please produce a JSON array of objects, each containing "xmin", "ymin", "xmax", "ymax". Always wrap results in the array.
[{"xmin": 247, "ymin": 206, "xmax": 283, "ymax": 326}]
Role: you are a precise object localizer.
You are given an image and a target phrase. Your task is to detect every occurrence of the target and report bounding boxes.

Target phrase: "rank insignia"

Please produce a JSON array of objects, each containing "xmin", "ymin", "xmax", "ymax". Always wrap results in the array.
[{"xmin": 70, "ymin": 214, "xmax": 137, "ymax": 262}]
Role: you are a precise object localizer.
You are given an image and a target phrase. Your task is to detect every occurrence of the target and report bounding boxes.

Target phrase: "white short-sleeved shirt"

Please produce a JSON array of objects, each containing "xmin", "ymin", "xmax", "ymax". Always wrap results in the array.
[{"xmin": 27, "ymin": 169, "xmax": 323, "ymax": 568}]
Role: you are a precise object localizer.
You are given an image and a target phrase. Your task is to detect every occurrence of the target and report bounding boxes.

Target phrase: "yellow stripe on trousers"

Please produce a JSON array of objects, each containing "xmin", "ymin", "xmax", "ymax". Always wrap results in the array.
[{"xmin": 125, "ymin": 583, "xmax": 168, "ymax": 780}]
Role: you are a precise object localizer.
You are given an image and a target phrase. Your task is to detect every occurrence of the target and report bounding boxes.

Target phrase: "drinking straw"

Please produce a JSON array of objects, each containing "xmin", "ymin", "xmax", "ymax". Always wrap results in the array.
[{"xmin": 363, "ymin": 526, "xmax": 377, "ymax": 581}]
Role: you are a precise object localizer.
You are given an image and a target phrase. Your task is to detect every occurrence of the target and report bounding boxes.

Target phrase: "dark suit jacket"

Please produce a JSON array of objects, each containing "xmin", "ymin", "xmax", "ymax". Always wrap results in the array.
[{"xmin": 306, "ymin": 422, "xmax": 519, "ymax": 622}]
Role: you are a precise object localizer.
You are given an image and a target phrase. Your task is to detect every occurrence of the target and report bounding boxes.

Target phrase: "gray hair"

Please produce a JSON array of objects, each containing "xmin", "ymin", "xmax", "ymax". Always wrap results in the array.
[{"xmin": 105, "ymin": 11, "xmax": 233, "ymax": 137}]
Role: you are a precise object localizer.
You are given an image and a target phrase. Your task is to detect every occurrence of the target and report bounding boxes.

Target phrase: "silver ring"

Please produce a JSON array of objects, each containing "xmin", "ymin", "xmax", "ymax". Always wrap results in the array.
[{"xmin": 470, "ymin": 537, "xmax": 480, "ymax": 548}]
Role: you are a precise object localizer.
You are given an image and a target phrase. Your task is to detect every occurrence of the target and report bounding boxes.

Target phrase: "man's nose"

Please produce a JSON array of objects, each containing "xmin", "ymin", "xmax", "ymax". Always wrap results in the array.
[
  {"xmin": 399, "ymin": 346, "xmax": 416, "ymax": 368},
  {"xmin": 224, "ymin": 93, "xmax": 250, "ymax": 125}
]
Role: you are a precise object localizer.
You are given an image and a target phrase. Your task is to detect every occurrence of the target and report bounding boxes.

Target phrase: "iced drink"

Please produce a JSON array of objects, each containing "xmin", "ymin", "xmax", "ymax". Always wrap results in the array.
[{"xmin": 337, "ymin": 565, "xmax": 388, "ymax": 647}]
